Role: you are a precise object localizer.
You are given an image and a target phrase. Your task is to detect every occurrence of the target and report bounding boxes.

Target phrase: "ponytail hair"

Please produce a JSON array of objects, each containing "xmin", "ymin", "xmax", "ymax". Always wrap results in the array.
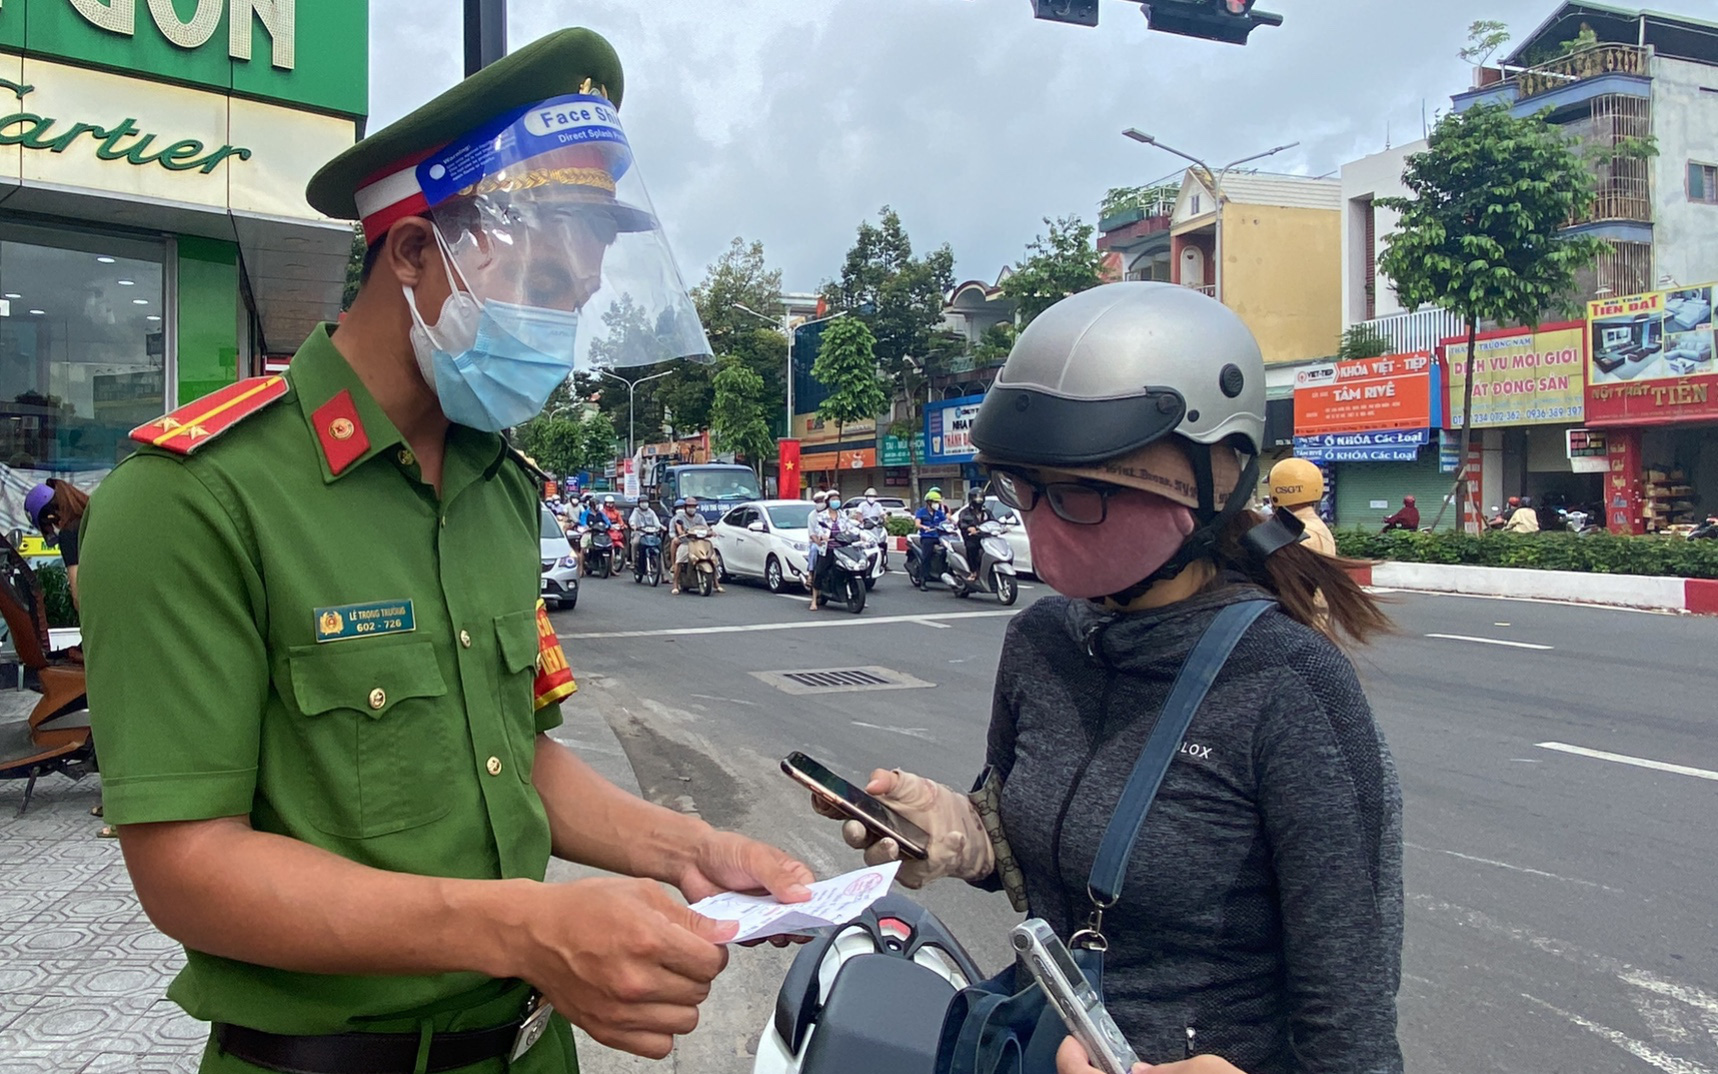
[
  {"xmin": 43, "ymin": 479, "xmax": 90, "ymax": 535},
  {"xmin": 1215, "ymin": 510, "xmax": 1390, "ymax": 645}
]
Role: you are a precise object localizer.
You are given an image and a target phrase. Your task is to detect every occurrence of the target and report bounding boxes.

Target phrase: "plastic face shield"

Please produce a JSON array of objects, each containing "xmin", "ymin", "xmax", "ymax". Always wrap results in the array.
[{"xmin": 411, "ymin": 93, "xmax": 712, "ymax": 371}]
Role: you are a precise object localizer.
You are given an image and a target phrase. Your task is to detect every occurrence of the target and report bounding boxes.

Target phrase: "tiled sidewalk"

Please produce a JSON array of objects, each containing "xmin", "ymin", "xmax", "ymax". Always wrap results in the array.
[{"xmin": 0, "ymin": 762, "xmax": 204, "ymax": 1072}]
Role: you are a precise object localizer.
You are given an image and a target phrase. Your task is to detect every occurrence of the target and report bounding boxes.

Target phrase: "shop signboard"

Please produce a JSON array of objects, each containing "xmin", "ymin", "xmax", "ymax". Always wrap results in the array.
[
  {"xmin": 0, "ymin": 0, "xmax": 369, "ymax": 117},
  {"xmin": 1438, "ymin": 429, "xmax": 1462, "ymax": 473},
  {"xmin": 924, "ymin": 394, "xmax": 984, "ymax": 464},
  {"xmin": 1293, "ymin": 353, "xmax": 1436, "ymax": 436},
  {"xmin": 1566, "ymin": 428, "xmax": 1608, "ymax": 474},
  {"xmin": 1586, "ymin": 282, "xmax": 1718, "ymax": 427},
  {"xmin": 879, "ymin": 432, "xmax": 924, "ymax": 467},
  {"xmin": 1292, "ymin": 429, "xmax": 1427, "ymax": 463},
  {"xmin": 1442, "ymin": 322, "xmax": 1585, "ymax": 427},
  {"xmin": 793, "ymin": 412, "xmax": 875, "ymax": 447}
]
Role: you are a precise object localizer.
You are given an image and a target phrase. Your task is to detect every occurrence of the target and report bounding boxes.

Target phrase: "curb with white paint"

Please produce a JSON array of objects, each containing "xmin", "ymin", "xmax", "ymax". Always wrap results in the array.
[{"xmin": 1346, "ymin": 560, "xmax": 1718, "ymax": 616}]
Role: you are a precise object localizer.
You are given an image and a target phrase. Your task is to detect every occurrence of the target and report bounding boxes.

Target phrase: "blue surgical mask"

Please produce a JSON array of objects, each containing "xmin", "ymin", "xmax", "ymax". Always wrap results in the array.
[{"xmin": 405, "ymin": 263, "xmax": 580, "ymax": 432}]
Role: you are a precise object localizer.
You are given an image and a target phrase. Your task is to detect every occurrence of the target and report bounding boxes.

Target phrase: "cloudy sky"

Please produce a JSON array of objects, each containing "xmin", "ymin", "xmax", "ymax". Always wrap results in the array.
[{"xmin": 366, "ymin": 0, "xmax": 1715, "ymax": 294}]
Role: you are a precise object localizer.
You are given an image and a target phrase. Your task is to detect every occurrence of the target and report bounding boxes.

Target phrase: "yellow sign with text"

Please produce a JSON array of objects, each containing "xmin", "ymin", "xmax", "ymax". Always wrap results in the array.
[{"xmin": 1443, "ymin": 323, "xmax": 1585, "ymax": 427}]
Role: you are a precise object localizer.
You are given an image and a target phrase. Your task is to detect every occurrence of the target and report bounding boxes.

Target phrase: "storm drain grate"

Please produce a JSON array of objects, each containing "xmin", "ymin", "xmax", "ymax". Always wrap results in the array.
[{"xmin": 751, "ymin": 666, "xmax": 933, "ymax": 696}]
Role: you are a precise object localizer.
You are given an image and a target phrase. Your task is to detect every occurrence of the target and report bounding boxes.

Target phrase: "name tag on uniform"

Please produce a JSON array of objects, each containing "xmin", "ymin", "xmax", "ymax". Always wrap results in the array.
[{"xmin": 314, "ymin": 600, "xmax": 416, "ymax": 643}]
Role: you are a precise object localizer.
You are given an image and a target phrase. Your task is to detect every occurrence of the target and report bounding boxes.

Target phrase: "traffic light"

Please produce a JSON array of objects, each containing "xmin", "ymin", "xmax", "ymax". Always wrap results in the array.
[
  {"xmin": 1030, "ymin": 0, "xmax": 1283, "ymax": 43},
  {"xmin": 1142, "ymin": 0, "xmax": 1282, "ymax": 44},
  {"xmin": 1032, "ymin": 0, "xmax": 1100, "ymax": 26}
]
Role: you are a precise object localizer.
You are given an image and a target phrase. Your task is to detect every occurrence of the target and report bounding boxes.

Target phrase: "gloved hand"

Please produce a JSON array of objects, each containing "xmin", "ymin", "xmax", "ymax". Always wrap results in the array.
[{"xmin": 812, "ymin": 769, "xmax": 992, "ymax": 889}]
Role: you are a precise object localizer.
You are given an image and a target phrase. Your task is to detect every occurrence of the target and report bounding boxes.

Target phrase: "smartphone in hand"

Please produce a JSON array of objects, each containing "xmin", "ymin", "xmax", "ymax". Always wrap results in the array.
[{"xmin": 782, "ymin": 751, "xmax": 930, "ymax": 860}]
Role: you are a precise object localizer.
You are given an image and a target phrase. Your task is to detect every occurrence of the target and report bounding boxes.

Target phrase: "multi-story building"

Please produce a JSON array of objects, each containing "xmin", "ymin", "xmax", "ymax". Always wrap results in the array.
[{"xmin": 1453, "ymin": 1, "xmax": 1718, "ymax": 296}]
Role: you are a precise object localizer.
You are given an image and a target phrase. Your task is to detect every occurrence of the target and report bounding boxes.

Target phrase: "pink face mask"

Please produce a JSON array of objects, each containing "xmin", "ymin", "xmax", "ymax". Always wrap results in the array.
[{"xmin": 1022, "ymin": 488, "xmax": 1197, "ymax": 600}]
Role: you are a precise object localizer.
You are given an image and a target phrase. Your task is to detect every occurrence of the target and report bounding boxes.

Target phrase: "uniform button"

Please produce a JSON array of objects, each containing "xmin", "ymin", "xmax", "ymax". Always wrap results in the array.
[
  {"xmin": 368, "ymin": 688, "xmax": 386, "ymax": 710},
  {"xmin": 459, "ymin": 630, "xmax": 472, "ymax": 648},
  {"xmin": 397, "ymin": 448, "xmax": 415, "ymax": 467},
  {"xmin": 486, "ymin": 756, "xmax": 503, "ymax": 776}
]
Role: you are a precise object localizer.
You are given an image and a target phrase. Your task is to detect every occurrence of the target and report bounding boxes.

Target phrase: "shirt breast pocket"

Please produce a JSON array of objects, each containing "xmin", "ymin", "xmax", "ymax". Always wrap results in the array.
[
  {"xmin": 288, "ymin": 639, "xmax": 454, "ymax": 838},
  {"xmin": 494, "ymin": 609, "xmax": 540, "ymax": 783}
]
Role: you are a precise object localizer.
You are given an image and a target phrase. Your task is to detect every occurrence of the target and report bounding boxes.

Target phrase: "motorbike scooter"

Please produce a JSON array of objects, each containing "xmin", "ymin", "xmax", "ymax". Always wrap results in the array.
[
  {"xmin": 752, "ymin": 893, "xmax": 981, "ymax": 1074},
  {"xmin": 858, "ymin": 517, "xmax": 889, "ymax": 579},
  {"xmin": 633, "ymin": 529, "xmax": 664, "ymax": 586},
  {"xmin": 587, "ymin": 526, "xmax": 618, "ymax": 578},
  {"xmin": 905, "ymin": 520, "xmax": 958, "ymax": 590},
  {"xmin": 942, "ymin": 519, "xmax": 1019, "ymax": 605},
  {"xmin": 812, "ymin": 530, "xmax": 871, "ymax": 614},
  {"xmin": 674, "ymin": 522, "xmax": 721, "ymax": 597}
]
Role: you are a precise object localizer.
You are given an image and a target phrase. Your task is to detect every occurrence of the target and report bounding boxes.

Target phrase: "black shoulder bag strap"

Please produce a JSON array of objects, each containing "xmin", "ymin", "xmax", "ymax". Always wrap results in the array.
[{"xmin": 1075, "ymin": 598, "xmax": 1274, "ymax": 944}]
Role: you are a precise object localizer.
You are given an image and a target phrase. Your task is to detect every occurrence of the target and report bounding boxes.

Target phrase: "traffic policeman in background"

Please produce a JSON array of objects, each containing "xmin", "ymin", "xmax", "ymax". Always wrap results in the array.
[
  {"xmin": 1267, "ymin": 458, "xmax": 1336, "ymax": 556},
  {"xmin": 79, "ymin": 28, "xmax": 812, "ymax": 1074}
]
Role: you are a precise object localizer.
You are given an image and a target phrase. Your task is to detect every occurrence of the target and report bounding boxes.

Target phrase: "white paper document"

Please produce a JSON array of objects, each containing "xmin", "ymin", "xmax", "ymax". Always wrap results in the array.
[{"xmin": 689, "ymin": 861, "xmax": 900, "ymax": 944}]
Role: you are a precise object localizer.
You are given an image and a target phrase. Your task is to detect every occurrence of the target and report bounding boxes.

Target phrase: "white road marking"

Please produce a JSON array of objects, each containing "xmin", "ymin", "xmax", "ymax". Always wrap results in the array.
[
  {"xmin": 851, "ymin": 721, "xmax": 937, "ymax": 742},
  {"xmin": 1412, "ymin": 894, "xmax": 1718, "ymax": 1029},
  {"xmin": 913, "ymin": 618, "xmax": 954, "ymax": 629},
  {"xmin": 1366, "ymin": 587, "xmax": 1678, "ymax": 615},
  {"xmin": 1425, "ymin": 632, "xmax": 1553, "ymax": 650},
  {"xmin": 689, "ymin": 694, "xmax": 758, "ymax": 707},
  {"xmin": 559, "ymin": 609, "xmax": 1020, "ymax": 640},
  {"xmin": 1537, "ymin": 742, "xmax": 1718, "ymax": 782},
  {"xmin": 1521, "ymin": 993, "xmax": 1713, "ymax": 1074},
  {"xmin": 1404, "ymin": 842, "xmax": 1619, "ymax": 891}
]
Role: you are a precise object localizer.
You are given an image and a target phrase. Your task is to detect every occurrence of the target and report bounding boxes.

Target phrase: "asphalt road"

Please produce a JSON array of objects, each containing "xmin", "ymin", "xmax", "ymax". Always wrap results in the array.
[{"xmin": 548, "ymin": 565, "xmax": 1718, "ymax": 1074}]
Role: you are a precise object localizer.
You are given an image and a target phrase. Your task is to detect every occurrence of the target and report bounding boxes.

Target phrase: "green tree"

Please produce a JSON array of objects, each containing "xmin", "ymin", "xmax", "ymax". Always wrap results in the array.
[
  {"xmin": 1377, "ymin": 102, "xmax": 1607, "ymax": 528},
  {"xmin": 688, "ymin": 238, "xmax": 789, "ymax": 439},
  {"xmin": 822, "ymin": 207, "xmax": 955, "ymax": 496},
  {"xmin": 1001, "ymin": 215, "xmax": 1105, "ymax": 326},
  {"xmin": 1099, "ymin": 183, "xmax": 1178, "ymax": 221},
  {"xmin": 1337, "ymin": 322, "xmax": 1392, "ymax": 361},
  {"xmin": 811, "ymin": 318, "xmax": 889, "ymax": 450},
  {"xmin": 341, "ymin": 224, "xmax": 366, "ymax": 311},
  {"xmin": 1459, "ymin": 19, "xmax": 1510, "ymax": 65},
  {"xmin": 708, "ymin": 358, "xmax": 774, "ymax": 476},
  {"xmin": 972, "ymin": 321, "xmax": 1018, "ymax": 366}
]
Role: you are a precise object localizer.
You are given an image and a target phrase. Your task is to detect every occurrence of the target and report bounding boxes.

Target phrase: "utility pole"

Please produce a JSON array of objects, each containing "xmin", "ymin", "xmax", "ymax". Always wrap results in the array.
[
  {"xmin": 464, "ymin": 0, "xmax": 506, "ymax": 77},
  {"xmin": 598, "ymin": 368, "xmax": 673, "ymax": 458}
]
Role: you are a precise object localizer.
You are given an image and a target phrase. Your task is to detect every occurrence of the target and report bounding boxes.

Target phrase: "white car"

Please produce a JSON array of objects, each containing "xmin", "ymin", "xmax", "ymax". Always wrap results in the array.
[{"xmin": 711, "ymin": 500, "xmax": 818, "ymax": 593}]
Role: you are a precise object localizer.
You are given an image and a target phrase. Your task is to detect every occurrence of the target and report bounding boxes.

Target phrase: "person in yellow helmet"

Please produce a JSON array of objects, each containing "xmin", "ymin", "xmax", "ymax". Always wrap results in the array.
[{"xmin": 1268, "ymin": 458, "xmax": 1336, "ymax": 556}]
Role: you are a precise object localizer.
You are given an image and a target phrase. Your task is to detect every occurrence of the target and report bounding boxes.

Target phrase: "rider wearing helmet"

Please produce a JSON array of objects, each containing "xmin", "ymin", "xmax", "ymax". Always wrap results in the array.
[
  {"xmin": 956, "ymin": 486, "xmax": 992, "ymax": 584},
  {"xmin": 808, "ymin": 495, "xmax": 850, "ymax": 610},
  {"xmin": 856, "ymin": 486, "xmax": 887, "ymax": 528},
  {"xmin": 1505, "ymin": 495, "xmax": 1539, "ymax": 533},
  {"xmin": 812, "ymin": 284, "xmax": 1401, "ymax": 1074},
  {"xmin": 914, "ymin": 489, "xmax": 948, "ymax": 579},
  {"xmin": 1268, "ymin": 458, "xmax": 1335, "ymax": 555},
  {"xmin": 25, "ymin": 480, "xmax": 89, "ymax": 609},
  {"xmin": 1380, "ymin": 494, "xmax": 1419, "ymax": 534}
]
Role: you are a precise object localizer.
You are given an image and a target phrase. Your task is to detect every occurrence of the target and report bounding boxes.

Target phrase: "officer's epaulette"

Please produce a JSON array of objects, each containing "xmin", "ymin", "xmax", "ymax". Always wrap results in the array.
[
  {"xmin": 504, "ymin": 441, "xmax": 553, "ymax": 485},
  {"xmin": 130, "ymin": 376, "xmax": 289, "ymax": 456}
]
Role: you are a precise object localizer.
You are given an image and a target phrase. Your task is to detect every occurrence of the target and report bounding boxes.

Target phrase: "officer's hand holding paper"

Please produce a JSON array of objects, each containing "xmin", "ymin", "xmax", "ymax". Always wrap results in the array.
[{"xmin": 690, "ymin": 862, "xmax": 900, "ymax": 943}]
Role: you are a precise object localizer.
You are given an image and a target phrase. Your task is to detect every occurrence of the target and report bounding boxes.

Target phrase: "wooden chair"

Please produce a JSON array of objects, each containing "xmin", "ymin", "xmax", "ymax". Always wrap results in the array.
[{"xmin": 0, "ymin": 533, "xmax": 92, "ymax": 814}]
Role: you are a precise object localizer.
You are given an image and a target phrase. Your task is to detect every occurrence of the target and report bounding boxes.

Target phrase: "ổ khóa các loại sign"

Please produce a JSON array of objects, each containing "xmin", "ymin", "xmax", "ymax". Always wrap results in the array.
[
  {"xmin": 1442, "ymin": 322, "xmax": 1586, "ymax": 428},
  {"xmin": 1586, "ymin": 283, "xmax": 1718, "ymax": 426}
]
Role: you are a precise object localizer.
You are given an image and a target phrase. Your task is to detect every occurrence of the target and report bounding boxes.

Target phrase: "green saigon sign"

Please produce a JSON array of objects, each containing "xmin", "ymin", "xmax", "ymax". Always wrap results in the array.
[
  {"xmin": 0, "ymin": 0, "xmax": 367, "ymax": 118},
  {"xmin": 0, "ymin": 77, "xmax": 252, "ymax": 172}
]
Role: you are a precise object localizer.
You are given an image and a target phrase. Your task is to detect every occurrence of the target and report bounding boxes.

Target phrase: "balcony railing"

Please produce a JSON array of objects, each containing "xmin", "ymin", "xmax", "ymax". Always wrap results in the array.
[
  {"xmin": 1517, "ymin": 44, "xmax": 1648, "ymax": 101},
  {"xmin": 1184, "ymin": 283, "xmax": 1217, "ymax": 298}
]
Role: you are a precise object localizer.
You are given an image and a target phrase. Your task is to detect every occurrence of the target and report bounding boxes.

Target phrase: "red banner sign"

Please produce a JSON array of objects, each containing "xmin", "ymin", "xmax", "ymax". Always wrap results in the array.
[
  {"xmin": 1586, "ymin": 282, "xmax": 1718, "ymax": 426},
  {"xmin": 777, "ymin": 438, "xmax": 802, "ymax": 500}
]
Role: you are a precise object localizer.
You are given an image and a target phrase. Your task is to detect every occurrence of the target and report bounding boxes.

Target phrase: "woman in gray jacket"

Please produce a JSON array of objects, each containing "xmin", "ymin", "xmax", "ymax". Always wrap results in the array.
[{"xmin": 816, "ymin": 283, "xmax": 1401, "ymax": 1074}]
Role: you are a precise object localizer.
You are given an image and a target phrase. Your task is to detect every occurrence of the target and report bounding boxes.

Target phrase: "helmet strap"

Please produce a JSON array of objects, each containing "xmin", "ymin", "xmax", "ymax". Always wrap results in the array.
[{"xmin": 1100, "ymin": 447, "xmax": 1260, "ymax": 606}]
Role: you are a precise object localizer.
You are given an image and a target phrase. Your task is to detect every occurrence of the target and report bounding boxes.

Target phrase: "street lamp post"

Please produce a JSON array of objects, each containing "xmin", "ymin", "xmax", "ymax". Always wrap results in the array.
[
  {"xmin": 1121, "ymin": 130, "xmax": 1299, "ymax": 302},
  {"xmin": 597, "ymin": 367, "xmax": 673, "ymax": 458},
  {"xmin": 732, "ymin": 303, "xmax": 848, "ymax": 437},
  {"xmin": 463, "ymin": 0, "xmax": 506, "ymax": 76}
]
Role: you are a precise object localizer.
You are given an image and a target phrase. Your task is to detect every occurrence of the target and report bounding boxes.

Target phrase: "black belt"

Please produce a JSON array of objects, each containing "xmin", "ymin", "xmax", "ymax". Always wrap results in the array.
[{"xmin": 214, "ymin": 1019, "xmax": 523, "ymax": 1074}]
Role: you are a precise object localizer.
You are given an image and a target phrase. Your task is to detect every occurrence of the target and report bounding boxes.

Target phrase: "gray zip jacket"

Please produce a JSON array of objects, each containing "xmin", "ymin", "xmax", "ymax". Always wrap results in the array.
[{"xmin": 983, "ymin": 584, "xmax": 1403, "ymax": 1074}]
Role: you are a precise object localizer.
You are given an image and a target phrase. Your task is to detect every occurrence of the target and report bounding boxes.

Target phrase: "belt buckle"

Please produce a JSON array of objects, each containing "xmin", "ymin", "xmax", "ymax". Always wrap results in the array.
[{"xmin": 510, "ymin": 993, "xmax": 554, "ymax": 1062}]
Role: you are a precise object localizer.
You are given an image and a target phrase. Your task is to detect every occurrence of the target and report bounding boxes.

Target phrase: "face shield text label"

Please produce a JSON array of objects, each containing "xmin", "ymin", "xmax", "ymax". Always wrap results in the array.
[{"xmin": 417, "ymin": 94, "xmax": 633, "ymax": 208}]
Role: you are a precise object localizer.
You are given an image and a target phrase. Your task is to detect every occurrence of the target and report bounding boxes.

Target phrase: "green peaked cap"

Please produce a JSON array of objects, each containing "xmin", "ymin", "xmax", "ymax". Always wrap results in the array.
[{"xmin": 306, "ymin": 27, "xmax": 626, "ymax": 222}]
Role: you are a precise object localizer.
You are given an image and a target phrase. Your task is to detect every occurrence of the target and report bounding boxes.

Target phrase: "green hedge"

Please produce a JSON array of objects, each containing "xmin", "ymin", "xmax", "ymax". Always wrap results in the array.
[
  {"xmin": 885, "ymin": 515, "xmax": 918, "ymax": 537},
  {"xmin": 37, "ymin": 563, "xmax": 79, "ymax": 629},
  {"xmin": 1335, "ymin": 529, "xmax": 1718, "ymax": 580}
]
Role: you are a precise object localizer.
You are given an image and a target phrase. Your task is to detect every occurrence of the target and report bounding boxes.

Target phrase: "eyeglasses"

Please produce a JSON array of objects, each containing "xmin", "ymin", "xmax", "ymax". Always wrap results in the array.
[{"xmin": 988, "ymin": 467, "xmax": 1126, "ymax": 526}]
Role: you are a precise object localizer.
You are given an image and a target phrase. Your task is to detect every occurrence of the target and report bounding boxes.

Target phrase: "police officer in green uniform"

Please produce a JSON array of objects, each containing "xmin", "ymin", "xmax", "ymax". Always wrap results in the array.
[{"xmin": 79, "ymin": 28, "xmax": 813, "ymax": 1074}]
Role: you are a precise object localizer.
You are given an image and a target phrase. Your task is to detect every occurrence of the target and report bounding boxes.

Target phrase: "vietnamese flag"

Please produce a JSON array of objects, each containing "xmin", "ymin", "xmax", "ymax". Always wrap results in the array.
[{"xmin": 778, "ymin": 438, "xmax": 802, "ymax": 499}]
